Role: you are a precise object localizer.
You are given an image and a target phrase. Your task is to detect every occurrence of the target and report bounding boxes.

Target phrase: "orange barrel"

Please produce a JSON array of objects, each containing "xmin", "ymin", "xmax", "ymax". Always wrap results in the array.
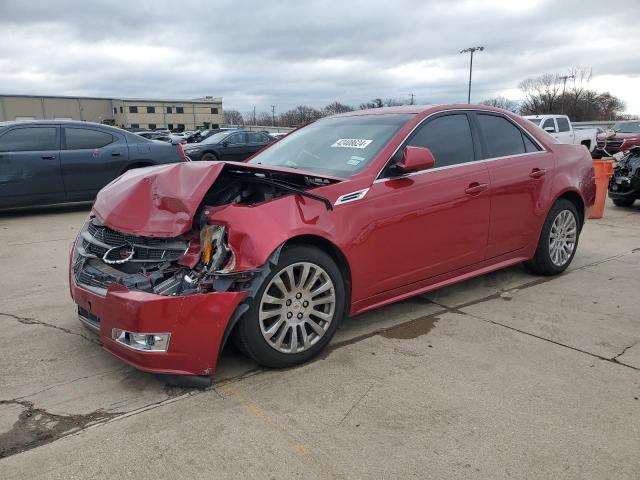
[{"xmin": 588, "ymin": 158, "xmax": 614, "ymax": 219}]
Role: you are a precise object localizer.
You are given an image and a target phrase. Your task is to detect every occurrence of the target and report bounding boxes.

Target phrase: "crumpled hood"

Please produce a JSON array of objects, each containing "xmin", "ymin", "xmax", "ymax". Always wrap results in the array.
[
  {"xmin": 597, "ymin": 132, "xmax": 640, "ymax": 141},
  {"xmin": 93, "ymin": 162, "xmax": 225, "ymax": 237},
  {"xmin": 92, "ymin": 161, "xmax": 341, "ymax": 238}
]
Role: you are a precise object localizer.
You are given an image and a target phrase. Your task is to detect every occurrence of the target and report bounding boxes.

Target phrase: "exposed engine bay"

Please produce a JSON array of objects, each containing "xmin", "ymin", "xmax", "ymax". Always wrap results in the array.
[{"xmin": 73, "ymin": 164, "xmax": 337, "ymax": 297}]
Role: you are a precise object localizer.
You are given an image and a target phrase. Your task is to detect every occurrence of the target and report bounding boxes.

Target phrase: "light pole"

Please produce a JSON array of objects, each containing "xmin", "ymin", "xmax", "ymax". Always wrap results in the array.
[
  {"xmin": 559, "ymin": 74, "xmax": 575, "ymax": 114},
  {"xmin": 460, "ymin": 46, "xmax": 484, "ymax": 104},
  {"xmin": 271, "ymin": 105, "xmax": 276, "ymax": 126}
]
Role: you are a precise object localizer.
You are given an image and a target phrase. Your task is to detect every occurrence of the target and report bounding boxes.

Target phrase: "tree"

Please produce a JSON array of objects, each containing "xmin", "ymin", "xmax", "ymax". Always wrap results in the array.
[
  {"xmin": 518, "ymin": 67, "xmax": 626, "ymax": 121},
  {"xmin": 359, "ymin": 98, "xmax": 384, "ymax": 109},
  {"xmin": 323, "ymin": 101, "xmax": 354, "ymax": 115},
  {"xmin": 223, "ymin": 110, "xmax": 243, "ymax": 125},
  {"xmin": 255, "ymin": 111, "xmax": 273, "ymax": 126},
  {"xmin": 480, "ymin": 96, "xmax": 520, "ymax": 113},
  {"xmin": 278, "ymin": 105, "xmax": 323, "ymax": 126}
]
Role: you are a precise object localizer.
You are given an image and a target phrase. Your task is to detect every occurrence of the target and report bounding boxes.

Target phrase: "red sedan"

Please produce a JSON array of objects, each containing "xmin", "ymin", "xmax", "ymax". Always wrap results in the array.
[{"xmin": 69, "ymin": 105, "xmax": 596, "ymax": 384}]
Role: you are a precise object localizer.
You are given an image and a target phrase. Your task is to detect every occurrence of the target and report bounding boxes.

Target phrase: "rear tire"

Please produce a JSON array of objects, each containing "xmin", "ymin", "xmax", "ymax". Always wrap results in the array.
[
  {"xmin": 612, "ymin": 198, "xmax": 635, "ymax": 207},
  {"xmin": 525, "ymin": 199, "xmax": 580, "ymax": 276},
  {"xmin": 234, "ymin": 245, "xmax": 345, "ymax": 368}
]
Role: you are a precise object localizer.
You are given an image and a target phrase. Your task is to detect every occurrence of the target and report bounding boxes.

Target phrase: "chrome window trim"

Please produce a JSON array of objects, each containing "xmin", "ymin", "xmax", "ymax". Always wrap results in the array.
[
  {"xmin": 374, "ymin": 108, "xmax": 548, "ymax": 182},
  {"xmin": 373, "ymin": 150, "xmax": 547, "ymax": 184},
  {"xmin": 334, "ymin": 188, "xmax": 370, "ymax": 206}
]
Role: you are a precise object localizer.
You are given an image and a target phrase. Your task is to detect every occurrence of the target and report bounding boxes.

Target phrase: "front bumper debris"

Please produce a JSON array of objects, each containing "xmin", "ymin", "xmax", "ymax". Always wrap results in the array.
[{"xmin": 70, "ymin": 278, "xmax": 246, "ymax": 376}]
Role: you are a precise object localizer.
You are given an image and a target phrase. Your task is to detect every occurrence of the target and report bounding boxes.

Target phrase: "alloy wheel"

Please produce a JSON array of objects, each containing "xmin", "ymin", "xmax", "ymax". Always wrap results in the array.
[
  {"xmin": 549, "ymin": 209, "xmax": 577, "ymax": 266},
  {"xmin": 259, "ymin": 262, "xmax": 336, "ymax": 354}
]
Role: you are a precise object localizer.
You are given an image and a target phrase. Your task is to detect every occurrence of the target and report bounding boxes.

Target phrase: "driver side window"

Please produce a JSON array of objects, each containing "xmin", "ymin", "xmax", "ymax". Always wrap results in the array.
[
  {"xmin": 406, "ymin": 114, "xmax": 475, "ymax": 168},
  {"xmin": 541, "ymin": 118, "xmax": 556, "ymax": 133}
]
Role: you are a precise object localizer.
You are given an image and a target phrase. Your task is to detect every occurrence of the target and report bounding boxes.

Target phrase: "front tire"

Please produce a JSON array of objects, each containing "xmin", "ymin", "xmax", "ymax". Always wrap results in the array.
[
  {"xmin": 234, "ymin": 245, "xmax": 345, "ymax": 368},
  {"xmin": 525, "ymin": 199, "xmax": 580, "ymax": 276},
  {"xmin": 612, "ymin": 198, "xmax": 635, "ymax": 207},
  {"xmin": 201, "ymin": 152, "xmax": 218, "ymax": 162}
]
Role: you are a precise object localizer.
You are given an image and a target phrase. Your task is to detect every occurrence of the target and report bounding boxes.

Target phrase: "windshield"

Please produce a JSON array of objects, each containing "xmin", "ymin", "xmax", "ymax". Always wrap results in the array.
[
  {"xmin": 612, "ymin": 122, "xmax": 640, "ymax": 133},
  {"xmin": 527, "ymin": 118, "xmax": 542, "ymax": 125},
  {"xmin": 201, "ymin": 131, "xmax": 232, "ymax": 144},
  {"xmin": 248, "ymin": 114, "xmax": 414, "ymax": 177}
]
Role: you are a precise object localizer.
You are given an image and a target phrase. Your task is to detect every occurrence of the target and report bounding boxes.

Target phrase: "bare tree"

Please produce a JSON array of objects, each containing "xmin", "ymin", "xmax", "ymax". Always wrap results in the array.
[
  {"xmin": 223, "ymin": 110, "xmax": 244, "ymax": 125},
  {"xmin": 359, "ymin": 98, "xmax": 384, "ymax": 109},
  {"xmin": 255, "ymin": 111, "xmax": 273, "ymax": 125},
  {"xmin": 323, "ymin": 101, "xmax": 354, "ymax": 115},
  {"xmin": 480, "ymin": 96, "xmax": 520, "ymax": 113},
  {"xmin": 518, "ymin": 67, "xmax": 626, "ymax": 121}
]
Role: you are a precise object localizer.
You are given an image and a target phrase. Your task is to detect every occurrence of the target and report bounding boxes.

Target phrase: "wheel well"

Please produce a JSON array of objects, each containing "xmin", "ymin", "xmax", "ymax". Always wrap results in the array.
[
  {"xmin": 120, "ymin": 162, "xmax": 152, "ymax": 175},
  {"xmin": 201, "ymin": 151, "xmax": 218, "ymax": 160},
  {"xmin": 580, "ymin": 139, "xmax": 591, "ymax": 149},
  {"xmin": 283, "ymin": 235, "xmax": 352, "ymax": 313},
  {"xmin": 557, "ymin": 191, "xmax": 585, "ymax": 227}
]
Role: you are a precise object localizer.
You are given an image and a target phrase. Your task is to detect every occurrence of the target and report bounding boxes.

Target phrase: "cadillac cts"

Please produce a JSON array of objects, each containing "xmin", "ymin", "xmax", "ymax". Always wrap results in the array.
[{"xmin": 69, "ymin": 105, "xmax": 596, "ymax": 384}]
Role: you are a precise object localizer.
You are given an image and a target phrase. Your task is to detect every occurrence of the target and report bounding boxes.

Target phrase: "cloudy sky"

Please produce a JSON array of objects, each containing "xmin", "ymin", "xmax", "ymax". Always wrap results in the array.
[{"xmin": 1, "ymin": 0, "xmax": 639, "ymax": 115}]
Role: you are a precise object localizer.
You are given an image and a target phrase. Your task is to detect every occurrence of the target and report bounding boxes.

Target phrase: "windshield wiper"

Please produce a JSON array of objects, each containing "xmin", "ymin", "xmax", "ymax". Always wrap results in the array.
[{"xmin": 247, "ymin": 175, "xmax": 333, "ymax": 211}]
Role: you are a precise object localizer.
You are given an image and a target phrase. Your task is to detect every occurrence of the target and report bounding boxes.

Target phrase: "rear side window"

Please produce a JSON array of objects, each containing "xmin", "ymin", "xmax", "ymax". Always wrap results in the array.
[
  {"xmin": 64, "ymin": 128, "xmax": 114, "ymax": 150},
  {"xmin": 0, "ymin": 127, "xmax": 57, "ymax": 152},
  {"xmin": 248, "ymin": 132, "xmax": 269, "ymax": 143},
  {"xmin": 556, "ymin": 117, "xmax": 570, "ymax": 132},
  {"xmin": 226, "ymin": 133, "xmax": 246, "ymax": 145},
  {"xmin": 476, "ymin": 114, "xmax": 527, "ymax": 158},
  {"xmin": 523, "ymin": 134, "xmax": 541, "ymax": 153},
  {"xmin": 408, "ymin": 114, "xmax": 475, "ymax": 168}
]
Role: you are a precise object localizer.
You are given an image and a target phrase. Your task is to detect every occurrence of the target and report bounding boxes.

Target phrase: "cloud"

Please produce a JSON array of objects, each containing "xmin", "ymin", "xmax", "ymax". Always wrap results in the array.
[{"xmin": 0, "ymin": 0, "xmax": 639, "ymax": 113}]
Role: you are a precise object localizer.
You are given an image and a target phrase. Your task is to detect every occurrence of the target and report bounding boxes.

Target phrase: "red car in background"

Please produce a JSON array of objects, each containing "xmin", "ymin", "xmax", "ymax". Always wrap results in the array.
[
  {"xmin": 594, "ymin": 120, "xmax": 640, "ymax": 158},
  {"xmin": 69, "ymin": 105, "xmax": 596, "ymax": 385}
]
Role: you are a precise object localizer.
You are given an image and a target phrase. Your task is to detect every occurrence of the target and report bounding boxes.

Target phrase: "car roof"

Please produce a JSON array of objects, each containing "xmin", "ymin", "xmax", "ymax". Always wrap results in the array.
[
  {"xmin": 329, "ymin": 104, "xmax": 519, "ymax": 118},
  {"xmin": 0, "ymin": 119, "xmax": 129, "ymax": 134}
]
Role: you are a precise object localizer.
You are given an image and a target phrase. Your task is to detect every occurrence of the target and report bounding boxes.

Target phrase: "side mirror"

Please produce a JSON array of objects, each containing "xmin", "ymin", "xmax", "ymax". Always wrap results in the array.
[
  {"xmin": 221, "ymin": 141, "xmax": 229, "ymax": 147},
  {"xmin": 544, "ymin": 126, "xmax": 556, "ymax": 133},
  {"xmin": 396, "ymin": 146, "xmax": 436, "ymax": 174}
]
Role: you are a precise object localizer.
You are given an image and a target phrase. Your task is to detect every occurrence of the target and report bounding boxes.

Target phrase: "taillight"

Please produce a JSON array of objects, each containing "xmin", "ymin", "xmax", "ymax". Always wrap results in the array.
[{"xmin": 177, "ymin": 142, "xmax": 188, "ymax": 161}]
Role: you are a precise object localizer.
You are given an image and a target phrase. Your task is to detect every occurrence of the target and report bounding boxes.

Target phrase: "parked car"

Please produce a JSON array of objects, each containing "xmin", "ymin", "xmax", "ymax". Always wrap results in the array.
[
  {"xmin": 524, "ymin": 115, "xmax": 598, "ymax": 153},
  {"xmin": 593, "ymin": 121, "xmax": 640, "ymax": 158},
  {"xmin": 269, "ymin": 132, "xmax": 289, "ymax": 140},
  {"xmin": 182, "ymin": 130, "xmax": 274, "ymax": 161},
  {"xmin": 608, "ymin": 146, "xmax": 640, "ymax": 207},
  {"xmin": 69, "ymin": 105, "xmax": 595, "ymax": 384},
  {"xmin": 0, "ymin": 120, "xmax": 188, "ymax": 209}
]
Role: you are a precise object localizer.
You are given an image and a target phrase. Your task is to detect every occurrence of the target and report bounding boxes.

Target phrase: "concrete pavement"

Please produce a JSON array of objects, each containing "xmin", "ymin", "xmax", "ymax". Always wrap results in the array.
[{"xmin": 0, "ymin": 200, "xmax": 639, "ymax": 479}]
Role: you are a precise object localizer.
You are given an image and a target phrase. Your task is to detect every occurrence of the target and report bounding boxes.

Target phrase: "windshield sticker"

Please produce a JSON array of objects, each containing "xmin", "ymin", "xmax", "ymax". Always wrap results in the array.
[
  {"xmin": 347, "ymin": 155, "xmax": 365, "ymax": 166},
  {"xmin": 331, "ymin": 138, "xmax": 373, "ymax": 149}
]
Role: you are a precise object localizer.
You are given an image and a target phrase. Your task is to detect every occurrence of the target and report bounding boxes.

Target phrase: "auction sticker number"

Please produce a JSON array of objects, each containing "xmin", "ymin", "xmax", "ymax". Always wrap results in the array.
[{"xmin": 331, "ymin": 138, "xmax": 373, "ymax": 149}]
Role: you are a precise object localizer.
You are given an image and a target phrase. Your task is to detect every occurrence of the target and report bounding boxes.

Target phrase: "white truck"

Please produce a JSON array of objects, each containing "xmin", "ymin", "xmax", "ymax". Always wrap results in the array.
[{"xmin": 524, "ymin": 114, "xmax": 598, "ymax": 153}]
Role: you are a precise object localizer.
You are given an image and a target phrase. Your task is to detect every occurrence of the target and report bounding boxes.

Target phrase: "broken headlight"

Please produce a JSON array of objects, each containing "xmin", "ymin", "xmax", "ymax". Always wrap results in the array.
[{"xmin": 200, "ymin": 224, "xmax": 236, "ymax": 274}]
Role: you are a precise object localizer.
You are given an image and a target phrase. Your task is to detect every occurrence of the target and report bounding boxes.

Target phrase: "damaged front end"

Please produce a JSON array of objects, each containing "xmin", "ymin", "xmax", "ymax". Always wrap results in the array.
[
  {"xmin": 72, "ymin": 218, "xmax": 248, "ymax": 297},
  {"xmin": 70, "ymin": 161, "xmax": 340, "ymax": 379}
]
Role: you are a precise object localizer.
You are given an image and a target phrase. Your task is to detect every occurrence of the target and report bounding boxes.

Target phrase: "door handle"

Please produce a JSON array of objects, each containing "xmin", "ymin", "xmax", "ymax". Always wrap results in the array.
[
  {"xmin": 111, "ymin": 152, "xmax": 121, "ymax": 156},
  {"xmin": 41, "ymin": 155, "xmax": 56, "ymax": 160},
  {"xmin": 529, "ymin": 168, "xmax": 547, "ymax": 179},
  {"xmin": 464, "ymin": 182, "xmax": 488, "ymax": 195}
]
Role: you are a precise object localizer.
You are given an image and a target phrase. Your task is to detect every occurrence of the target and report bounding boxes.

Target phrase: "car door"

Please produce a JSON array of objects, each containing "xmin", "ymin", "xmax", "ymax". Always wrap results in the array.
[
  {"xmin": 0, "ymin": 125, "xmax": 64, "ymax": 208},
  {"xmin": 473, "ymin": 112, "xmax": 556, "ymax": 259},
  {"xmin": 362, "ymin": 112, "xmax": 491, "ymax": 296},
  {"xmin": 555, "ymin": 117, "xmax": 574, "ymax": 144},
  {"xmin": 246, "ymin": 132, "xmax": 272, "ymax": 159},
  {"xmin": 218, "ymin": 132, "xmax": 249, "ymax": 161},
  {"xmin": 60, "ymin": 126, "xmax": 129, "ymax": 200}
]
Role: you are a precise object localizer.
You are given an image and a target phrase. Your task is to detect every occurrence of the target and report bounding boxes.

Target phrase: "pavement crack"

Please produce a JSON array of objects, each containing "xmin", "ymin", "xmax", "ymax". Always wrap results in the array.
[
  {"xmin": 612, "ymin": 340, "xmax": 640, "ymax": 361},
  {"xmin": 0, "ymin": 399, "xmax": 120, "ymax": 459},
  {"xmin": 337, "ymin": 383, "xmax": 375, "ymax": 427},
  {"xmin": 0, "ymin": 312, "xmax": 101, "ymax": 346}
]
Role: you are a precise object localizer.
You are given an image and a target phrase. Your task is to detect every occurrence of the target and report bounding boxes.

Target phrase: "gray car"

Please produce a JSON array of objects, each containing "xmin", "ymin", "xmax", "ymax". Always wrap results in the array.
[{"xmin": 0, "ymin": 120, "xmax": 187, "ymax": 209}]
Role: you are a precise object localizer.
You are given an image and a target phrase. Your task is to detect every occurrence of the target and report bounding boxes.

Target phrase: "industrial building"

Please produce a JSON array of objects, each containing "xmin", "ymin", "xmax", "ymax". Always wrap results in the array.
[{"xmin": 0, "ymin": 94, "xmax": 223, "ymax": 131}]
